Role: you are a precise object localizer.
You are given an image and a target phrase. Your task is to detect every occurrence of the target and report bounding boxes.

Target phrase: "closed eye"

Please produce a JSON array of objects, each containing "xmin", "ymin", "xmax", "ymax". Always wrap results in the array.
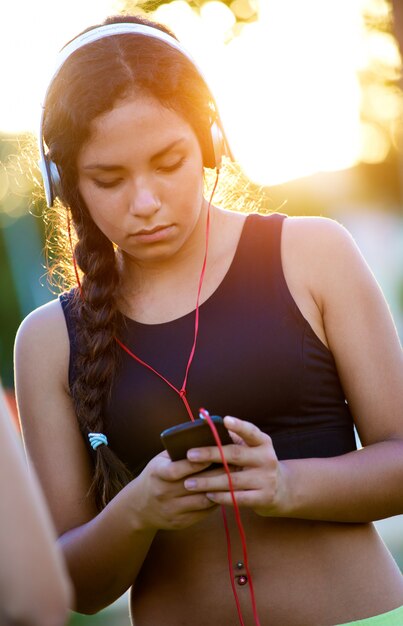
[
  {"xmin": 93, "ymin": 179, "xmax": 123, "ymax": 189},
  {"xmin": 158, "ymin": 157, "xmax": 185, "ymax": 173}
]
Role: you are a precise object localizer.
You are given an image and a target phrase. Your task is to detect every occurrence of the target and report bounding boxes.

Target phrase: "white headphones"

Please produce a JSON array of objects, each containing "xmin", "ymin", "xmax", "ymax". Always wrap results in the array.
[{"xmin": 38, "ymin": 22, "xmax": 233, "ymax": 207}]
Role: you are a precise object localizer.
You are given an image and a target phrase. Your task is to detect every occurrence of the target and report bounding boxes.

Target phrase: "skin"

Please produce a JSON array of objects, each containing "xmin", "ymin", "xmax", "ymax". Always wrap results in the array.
[
  {"xmin": 0, "ymin": 384, "xmax": 72, "ymax": 626},
  {"xmin": 15, "ymin": 94, "xmax": 403, "ymax": 626}
]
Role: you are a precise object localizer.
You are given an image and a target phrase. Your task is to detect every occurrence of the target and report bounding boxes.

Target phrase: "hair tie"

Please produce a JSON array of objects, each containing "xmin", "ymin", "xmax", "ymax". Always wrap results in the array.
[{"xmin": 88, "ymin": 432, "xmax": 108, "ymax": 450}]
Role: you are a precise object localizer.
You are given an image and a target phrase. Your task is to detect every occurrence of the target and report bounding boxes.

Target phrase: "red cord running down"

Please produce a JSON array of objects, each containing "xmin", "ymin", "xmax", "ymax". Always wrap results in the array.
[
  {"xmin": 68, "ymin": 169, "xmax": 261, "ymax": 625},
  {"xmin": 199, "ymin": 408, "xmax": 261, "ymax": 626},
  {"xmin": 114, "ymin": 176, "xmax": 214, "ymax": 422}
]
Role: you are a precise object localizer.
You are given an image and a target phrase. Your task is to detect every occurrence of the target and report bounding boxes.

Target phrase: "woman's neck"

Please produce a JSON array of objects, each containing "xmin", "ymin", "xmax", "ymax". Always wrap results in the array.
[{"xmin": 117, "ymin": 207, "xmax": 246, "ymax": 325}]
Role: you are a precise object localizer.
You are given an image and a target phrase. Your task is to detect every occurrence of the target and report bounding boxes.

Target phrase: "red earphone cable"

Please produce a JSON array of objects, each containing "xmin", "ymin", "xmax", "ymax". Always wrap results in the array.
[
  {"xmin": 199, "ymin": 408, "xmax": 261, "ymax": 626},
  {"xmin": 115, "ymin": 178, "xmax": 214, "ymax": 423},
  {"xmin": 114, "ymin": 175, "xmax": 216, "ymax": 421},
  {"xmin": 115, "ymin": 337, "xmax": 195, "ymax": 421},
  {"xmin": 222, "ymin": 506, "xmax": 245, "ymax": 624},
  {"xmin": 181, "ymin": 202, "xmax": 210, "ymax": 395},
  {"xmin": 68, "ymin": 170, "xmax": 261, "ymax": 626}
]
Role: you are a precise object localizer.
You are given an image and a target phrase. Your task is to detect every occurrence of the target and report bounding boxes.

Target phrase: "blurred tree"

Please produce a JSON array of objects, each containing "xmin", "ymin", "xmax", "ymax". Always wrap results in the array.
[
  {"xmin": 121, "ymin": 0, "xmax": 258, "ymax": 26},
  {"xmin": 0, "ymin": 224, "xmax": 20, "ymax": 387},
  {"xmin": 0, "ymin": 133, "xmax": 51, "ymax": 388},
  {"xmin": 392, "ymin": 0, "xmax": 403, "ymax": 61}
]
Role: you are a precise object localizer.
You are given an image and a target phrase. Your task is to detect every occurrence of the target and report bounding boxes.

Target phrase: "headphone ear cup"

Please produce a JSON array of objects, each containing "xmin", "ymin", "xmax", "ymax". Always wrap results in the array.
[
  {"xmin": 203, "ymin": 119, "xmax": 234, "ymax": 171},
  {"xmin": 38, "ymin": 156, "xmax": 62, "ymax": 208},
  {"xmin": 210, "ymin": 120, "xmax": 225, "ymax": 170},
  {"xmin": 49, "ymin": 160, "xmax": 62, "ymax": 202}
]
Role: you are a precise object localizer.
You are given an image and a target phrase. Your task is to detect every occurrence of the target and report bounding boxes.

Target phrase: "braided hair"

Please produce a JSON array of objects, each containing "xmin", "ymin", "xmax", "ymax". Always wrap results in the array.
[{"xmin": 42, "ymin": 13, "xmax": 216, "ymax": 509}]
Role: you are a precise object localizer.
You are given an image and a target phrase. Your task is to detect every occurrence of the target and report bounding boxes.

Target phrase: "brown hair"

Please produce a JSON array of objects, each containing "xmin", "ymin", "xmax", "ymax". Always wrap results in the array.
[{"xmin": 42, "ymin": 14, "xmax": 217, "ymax": 509}]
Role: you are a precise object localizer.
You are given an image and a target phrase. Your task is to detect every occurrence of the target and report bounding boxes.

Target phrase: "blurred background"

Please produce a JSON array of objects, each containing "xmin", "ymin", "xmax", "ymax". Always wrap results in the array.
[{"xmin": 1, "ymin": 0, "xmax": 402, "ymax": 624}]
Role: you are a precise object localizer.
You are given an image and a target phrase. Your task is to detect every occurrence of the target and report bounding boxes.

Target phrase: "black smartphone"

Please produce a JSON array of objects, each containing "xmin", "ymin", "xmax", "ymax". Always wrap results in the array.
[{"xmin": 160, "ymin": 415, "xmax": 232, "ymax": 462}]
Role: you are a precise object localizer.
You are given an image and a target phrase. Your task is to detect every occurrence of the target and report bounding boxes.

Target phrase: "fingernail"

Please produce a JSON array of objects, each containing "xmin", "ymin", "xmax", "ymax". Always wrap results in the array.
[
  {"xmin": 206, "ymin": 493, "xmax": 216, "ymax": 501},
  {"xmin": 225, "ymin": 416, "xmax": 235, "ymax": 427},
  {"xmin": 187, "ymin": 450, "xmax": 201, "ymax": 461},
  {"xmin": 184, "ymin": 479, "xmax": 197, "ymax": 490}
]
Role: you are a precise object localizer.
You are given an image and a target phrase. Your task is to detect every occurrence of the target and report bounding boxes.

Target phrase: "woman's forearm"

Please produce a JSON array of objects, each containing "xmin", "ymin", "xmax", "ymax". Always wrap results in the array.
[
  {"xmin": 282, "ymin": 439, "xmax": 403, "ymax": 523},
  {"xmin": 59, "ymin": 482, "xmax": 157, "ymax": 614}
]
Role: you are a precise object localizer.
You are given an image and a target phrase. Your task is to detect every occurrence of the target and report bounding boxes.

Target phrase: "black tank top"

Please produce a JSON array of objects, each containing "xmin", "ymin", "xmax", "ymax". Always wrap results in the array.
[{"xmin": 60, "ymin": 212, "xmax": 356, "ymax": 475}]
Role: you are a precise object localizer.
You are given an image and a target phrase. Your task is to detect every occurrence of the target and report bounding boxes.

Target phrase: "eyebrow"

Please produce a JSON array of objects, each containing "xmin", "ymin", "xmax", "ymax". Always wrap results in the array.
[{"xmin": 82, "ymin": 138, "xmax": 186, "ymax": 171}]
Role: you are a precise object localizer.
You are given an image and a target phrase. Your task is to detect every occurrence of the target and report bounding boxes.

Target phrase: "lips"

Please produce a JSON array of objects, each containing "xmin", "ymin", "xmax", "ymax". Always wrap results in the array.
[
  {"xmin": 131, "ymin": 224, "xmax": 175, "ymax": 243},
  {"xmin": 135, "ymin": 225, "xmax": 169, "ymax": 236}
]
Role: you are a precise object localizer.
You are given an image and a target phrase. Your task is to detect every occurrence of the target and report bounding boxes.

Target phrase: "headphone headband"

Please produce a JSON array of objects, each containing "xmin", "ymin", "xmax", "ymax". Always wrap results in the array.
[
  {"xmin": 38, "ymin": 22, "xmax": 233, "ymax": 207},
  {"xmin": 47, "ymin": 24, "xmax": 202, "ymax": 98}
]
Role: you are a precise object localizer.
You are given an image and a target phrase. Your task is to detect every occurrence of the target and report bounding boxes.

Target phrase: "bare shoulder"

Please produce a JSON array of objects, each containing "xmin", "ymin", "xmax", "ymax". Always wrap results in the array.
[
  {"xmin": 15, "ymin": 300, "xmax": 70, "ymax": 389},
  {"xmin": 282, "ymin": 214, "xmax": 362, "ymax": 270},
  {"xmin": 15, "ymin": 298, "xmax": 69, "ymax": 373},
  {"xmin": 281, "ymin": 215, "xmax": 367, "ymax": 308},
  {"xmin": 283, "ymin": 214, "xmax": 355, "ymax": 253},
  {"xmin": 16, "ymin": 297, "xmax": 67, "ymax": 343}
]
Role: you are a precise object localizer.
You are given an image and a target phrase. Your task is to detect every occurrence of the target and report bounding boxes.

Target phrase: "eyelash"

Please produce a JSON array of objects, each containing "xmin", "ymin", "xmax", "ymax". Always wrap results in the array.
[
  {"xmin": 93, "ymin": 179, "xmax": 122, "ymax": 189},
  {"xmin": 93, "ymin": 158, "xmax": 185, "ymax": 188},
  {"xmin": 158, "ymin": 157, "xmax": 185, "ymax": 173}
]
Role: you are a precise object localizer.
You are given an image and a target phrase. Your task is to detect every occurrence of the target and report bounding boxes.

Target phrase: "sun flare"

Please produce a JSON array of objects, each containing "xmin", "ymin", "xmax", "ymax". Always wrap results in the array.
[{"xmin": 0, "ymin": 0, "xmax": 401, "ymax": 187}]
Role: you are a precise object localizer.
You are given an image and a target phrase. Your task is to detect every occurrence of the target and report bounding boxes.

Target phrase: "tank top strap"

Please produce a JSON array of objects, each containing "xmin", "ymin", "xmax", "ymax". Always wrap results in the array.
[
  {"xmin": 59, "ymin": 288, "xmax": 79, "ymax": 388},
  {"xmin": 236, "ymin": 212, "xmax": 288, "ymax": 283}
]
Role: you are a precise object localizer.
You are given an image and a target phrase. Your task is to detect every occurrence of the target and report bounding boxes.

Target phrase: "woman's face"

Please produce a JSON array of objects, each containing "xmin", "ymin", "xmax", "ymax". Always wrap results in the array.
[{"xmin": 77, "ymin": 95, "xmax": 207, "ymax": 268}]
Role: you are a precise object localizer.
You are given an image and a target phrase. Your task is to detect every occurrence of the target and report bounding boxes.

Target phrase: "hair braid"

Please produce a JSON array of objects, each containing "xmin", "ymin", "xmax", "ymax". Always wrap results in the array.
[
  {"xmin": 41, "ymin": 12, "xmax": 226, "ymax": 511},
  {"xmin": 70, "ymin": 208, "xmax": 133, "ymax": 510}
]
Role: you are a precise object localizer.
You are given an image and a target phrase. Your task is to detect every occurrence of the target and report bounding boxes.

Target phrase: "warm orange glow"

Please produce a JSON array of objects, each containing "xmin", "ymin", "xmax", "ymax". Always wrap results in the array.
[
  {"xmin": 0, "ymin": 0, "xmax": 120, "ymax": 134},
  {"xmin": 154, "ymin": 0, "xmax": 402, "ymax": 185},
  {"xmin": 0, "ymin": 0, "xmax": 401, "ymax": 187}
]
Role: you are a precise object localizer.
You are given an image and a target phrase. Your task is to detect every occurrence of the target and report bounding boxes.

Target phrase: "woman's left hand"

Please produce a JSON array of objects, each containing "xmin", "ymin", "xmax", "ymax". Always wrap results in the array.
[{"xmin": 184, "ymin": 416, "xmax": 290, "ymax": 517}]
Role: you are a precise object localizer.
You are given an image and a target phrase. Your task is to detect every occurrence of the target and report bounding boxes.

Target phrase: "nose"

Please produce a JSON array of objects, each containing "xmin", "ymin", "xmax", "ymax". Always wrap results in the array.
[{"xmin": 129, "ymin": 176, "xmax": 161, "ymax": 217}]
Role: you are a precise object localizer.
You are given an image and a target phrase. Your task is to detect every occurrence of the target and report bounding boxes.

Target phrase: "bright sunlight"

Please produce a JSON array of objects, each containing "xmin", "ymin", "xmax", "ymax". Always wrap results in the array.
[{"xmin": 0, "ymin": 0, "xmax": 401, "ymax": 186}]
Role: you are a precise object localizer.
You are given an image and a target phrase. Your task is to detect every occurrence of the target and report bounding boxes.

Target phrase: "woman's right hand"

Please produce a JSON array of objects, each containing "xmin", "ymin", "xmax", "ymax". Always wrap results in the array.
[{"xmin": 131, "ymin": 451, "xmax": 219, "ymax": 531}]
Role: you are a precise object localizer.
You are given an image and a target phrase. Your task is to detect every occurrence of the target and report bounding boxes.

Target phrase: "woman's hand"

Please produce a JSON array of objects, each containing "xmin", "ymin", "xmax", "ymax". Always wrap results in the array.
[
  {"xmin": 133, "ymin": 451, "xmax": 219, "ymax": 531},
  {"xmin": 183, "ymin": 416, "xmax": 290, "ymax": 517}
]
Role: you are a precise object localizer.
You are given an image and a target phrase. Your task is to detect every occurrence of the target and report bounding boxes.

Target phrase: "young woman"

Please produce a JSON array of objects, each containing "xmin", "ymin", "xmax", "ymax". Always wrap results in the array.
[
  {"xmin": 14, "ymin": 13, "xmax": 403, "ymax": 626},
  {"xmin": 0, "ymin": 382, "xmax": 72, "ymax": 626}
]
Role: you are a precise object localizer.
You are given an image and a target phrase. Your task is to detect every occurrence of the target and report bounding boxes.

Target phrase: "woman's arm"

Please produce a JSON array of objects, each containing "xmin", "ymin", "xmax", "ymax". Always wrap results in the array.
[
  {"xmin": 183, "ymin": 217, "xmax": 403, "ymax": 523},
  {"xmin": 0, "ymin": 383, "xmax": 72, "ymax": 626},
  {"xmin": 282, "ymin": 216, "xmax": 403, "ymax": 521},
  {"xmin": 14, "ymin": 300, "xmax": 216, "ymax": 614},
  {"xmin": 188, "ymin": 416, "xmax": 403, "ymax": 522}
]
